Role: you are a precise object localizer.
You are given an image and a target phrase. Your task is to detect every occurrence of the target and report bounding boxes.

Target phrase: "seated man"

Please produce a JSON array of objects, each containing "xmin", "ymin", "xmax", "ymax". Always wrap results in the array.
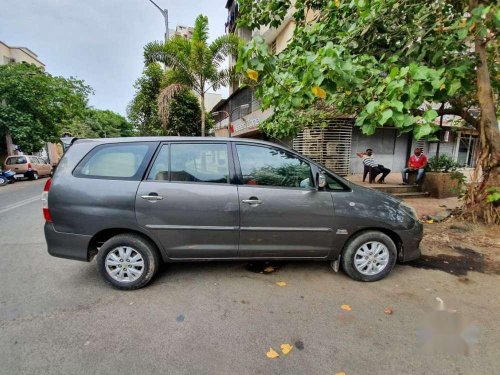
[
  {"xmin": 402, "ymin": 147, "xmax": 428, "ymax": 185},
  {"xmin": 356, "ymin": 148, "xmax": 391, "ymax": 184}
]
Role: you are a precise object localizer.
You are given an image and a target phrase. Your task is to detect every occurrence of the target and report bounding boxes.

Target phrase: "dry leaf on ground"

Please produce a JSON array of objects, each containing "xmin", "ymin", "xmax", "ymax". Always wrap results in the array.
[
  {"xmin": 280, "ymin": 343, "xmax": 293, "ymax": 354},
  {"xmin": 384, "ymin": 307, "xmax": 393, "ymax": 315},
  {"xmin": 341, "ymin": 304, "xmax": 352, "ymax": 311},
  {"xmin": 266, "ymin": 347, "xmax": 279, "ymax": 359},
  {"xmin": 263, "ymin": 266, "xmax": 275, "ymax": 273},
  {"xmin": 276, "ymin": 281, "xmax": 287, "ymax": 287}
]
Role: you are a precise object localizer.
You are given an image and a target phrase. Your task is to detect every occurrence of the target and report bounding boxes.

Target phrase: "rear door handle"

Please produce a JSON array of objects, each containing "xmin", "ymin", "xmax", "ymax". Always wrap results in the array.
[
  {"xmin": 141, "ymin": 194, "xmax": 163, "ymax": 201},
  {"xmin": 242, "ymin": 199, "xmax": 262, "ymax": 205}
]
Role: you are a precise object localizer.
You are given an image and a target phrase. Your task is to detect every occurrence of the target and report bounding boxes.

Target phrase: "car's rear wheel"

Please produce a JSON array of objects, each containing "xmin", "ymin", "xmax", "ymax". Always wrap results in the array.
[
  {"xmin": 0, "ymin": 176, "xmax": 7, "ymax": 186},
  {"xmin": 97, "ymin": 234, "xmax": 160, "ymax": 290},
  {"xmin": 30, "ymin": 171, "xmax": 39, "ymax": 180},
  {"xmin": 340, "ymin": 231, "xmax": 397, "ymax": 282}
]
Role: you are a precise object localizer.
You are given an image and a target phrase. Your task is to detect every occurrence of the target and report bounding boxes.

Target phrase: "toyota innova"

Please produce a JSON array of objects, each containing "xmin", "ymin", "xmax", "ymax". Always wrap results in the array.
[{"xmin": 44, "ymin": 137, "xmax": 422, "ymax": 289}]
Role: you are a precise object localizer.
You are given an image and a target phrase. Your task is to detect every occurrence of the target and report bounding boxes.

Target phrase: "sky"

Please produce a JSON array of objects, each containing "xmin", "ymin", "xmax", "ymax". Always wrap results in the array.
[{"xmin": 0, "ymin": 0, "xmax": 228, "ymax": 116}]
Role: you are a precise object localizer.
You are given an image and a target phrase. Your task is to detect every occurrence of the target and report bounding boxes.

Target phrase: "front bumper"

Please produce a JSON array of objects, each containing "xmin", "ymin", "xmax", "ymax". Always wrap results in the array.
[
  {"xmin": 396, "ymin": 220, "xmax": 423, "ymax": 262},
  {"xmin": 45, "ymin": 223, "xmax": 92, "ymax": 262}
]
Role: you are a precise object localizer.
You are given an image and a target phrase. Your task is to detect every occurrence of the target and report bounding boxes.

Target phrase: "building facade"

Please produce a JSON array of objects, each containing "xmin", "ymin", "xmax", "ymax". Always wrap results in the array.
[{"xmin": 214, "ymin": 2, "xmax": 478, "ymax": 177}]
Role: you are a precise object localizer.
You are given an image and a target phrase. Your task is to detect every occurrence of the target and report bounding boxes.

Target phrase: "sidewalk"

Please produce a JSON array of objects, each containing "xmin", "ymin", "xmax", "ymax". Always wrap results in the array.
[{"xmin": 346, "ymin": 173, "xmax": 461, "ymax": 218}]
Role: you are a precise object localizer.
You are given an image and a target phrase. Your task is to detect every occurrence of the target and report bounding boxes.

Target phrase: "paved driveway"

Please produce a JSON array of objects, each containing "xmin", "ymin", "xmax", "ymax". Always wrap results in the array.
[{"xmin": 0, "ymin": 180, "xmax": 498, "ymax": 374}]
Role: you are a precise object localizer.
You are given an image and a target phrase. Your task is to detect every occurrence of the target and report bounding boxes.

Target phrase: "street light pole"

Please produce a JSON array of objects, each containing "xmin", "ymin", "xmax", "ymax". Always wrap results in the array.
[{"xmin": 147, "ymin": 0, "xmax": 169, "ymax": 41}]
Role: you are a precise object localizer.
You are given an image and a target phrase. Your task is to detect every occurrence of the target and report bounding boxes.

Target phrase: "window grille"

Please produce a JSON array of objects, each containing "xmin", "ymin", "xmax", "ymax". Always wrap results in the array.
[{"xmin": 292, "ymin": 119, "xmax": 354, "ymax": 176}]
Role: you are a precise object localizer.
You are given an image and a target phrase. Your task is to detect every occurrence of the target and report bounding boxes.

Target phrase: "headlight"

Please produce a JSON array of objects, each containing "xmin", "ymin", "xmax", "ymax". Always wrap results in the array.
[{"xmin": 399, "ymin": 202, "xmax": 418, "ymax": 220}]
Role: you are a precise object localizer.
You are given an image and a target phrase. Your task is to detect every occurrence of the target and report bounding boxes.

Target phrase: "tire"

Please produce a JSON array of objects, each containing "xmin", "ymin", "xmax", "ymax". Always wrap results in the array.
[
  {"xmin": 0, "ymin": 176, "xmax": 7, "ymax": 186},
  {"xmin": 30, "ymin": 171, "xmax": 39, "ymax": 180},
  {"xmin": 340, "ymin": 231, "xmax": 397, "ymax": 282},
  {"xmin": 96, "ymin": 234, "xmax": 161, "ymax": 290}
]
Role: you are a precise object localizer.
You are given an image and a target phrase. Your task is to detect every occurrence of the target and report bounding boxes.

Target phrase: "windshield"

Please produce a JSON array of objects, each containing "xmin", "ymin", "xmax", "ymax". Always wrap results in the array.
[{"xmin": 6, "ymin": 156, "xmax": 27, "ymax": 165}]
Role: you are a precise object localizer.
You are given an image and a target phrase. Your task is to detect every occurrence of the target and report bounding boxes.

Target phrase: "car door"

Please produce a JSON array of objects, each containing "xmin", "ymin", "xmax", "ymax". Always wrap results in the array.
[
  {"xmin": 135, "ymin": 142, "xmax": 240, "ymax": 259},
  {"xmin": 234, "ymin": 143, "xmax": 335, "ymax": 258}
]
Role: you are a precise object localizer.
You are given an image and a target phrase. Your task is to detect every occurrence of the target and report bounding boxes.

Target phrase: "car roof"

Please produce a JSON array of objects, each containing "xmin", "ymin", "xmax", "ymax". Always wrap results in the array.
[{"xmin": 73, "ymin": 137, "xmax": 290, "ymax": 149}]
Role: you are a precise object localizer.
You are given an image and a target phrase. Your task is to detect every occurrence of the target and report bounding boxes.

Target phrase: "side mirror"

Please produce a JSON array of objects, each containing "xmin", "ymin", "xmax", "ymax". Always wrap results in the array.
[{"xmin": 316, "ymin": 172, "xmax": 326, "ymax": 189}]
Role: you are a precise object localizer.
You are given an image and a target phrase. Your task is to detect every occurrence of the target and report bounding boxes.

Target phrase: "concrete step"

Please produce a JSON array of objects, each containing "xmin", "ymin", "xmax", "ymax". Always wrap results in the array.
[
  {"xmin": 392, "ymin": 191, "xmax": 430, "ymax": 198},
  {"xmin": 370, "ymin": 185, "xmax": 421, "ymax": 194}
]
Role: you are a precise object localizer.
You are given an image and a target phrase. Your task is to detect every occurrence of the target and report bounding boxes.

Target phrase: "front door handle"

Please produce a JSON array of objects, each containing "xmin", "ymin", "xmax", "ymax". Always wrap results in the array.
[
  {"xmin": 141, "ymin": 194, "xmax": 163, "ymax": 201},
  {"xmin": 242, "ymin": 198, "xmax": 262, "ymax": 205}
]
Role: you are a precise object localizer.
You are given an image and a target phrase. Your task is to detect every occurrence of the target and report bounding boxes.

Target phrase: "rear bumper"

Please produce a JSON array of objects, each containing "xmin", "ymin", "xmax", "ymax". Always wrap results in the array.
[
  {"xmin": 44, "ymin": 223, "xmax": 92, "ymax": 262},
  {"xmin": 396, "ymin": 221, "xmax": 423, "ymax": 262}
]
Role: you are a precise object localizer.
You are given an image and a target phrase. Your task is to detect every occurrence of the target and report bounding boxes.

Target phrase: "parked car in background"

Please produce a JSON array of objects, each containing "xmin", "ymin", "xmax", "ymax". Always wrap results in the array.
[
  {"xmin": 44, "ymin": 137, "xmax": 422, "ymax": 290},
  {"xmin": 3, "ymin": 155, "xmax": 52, "ymax": 180}
]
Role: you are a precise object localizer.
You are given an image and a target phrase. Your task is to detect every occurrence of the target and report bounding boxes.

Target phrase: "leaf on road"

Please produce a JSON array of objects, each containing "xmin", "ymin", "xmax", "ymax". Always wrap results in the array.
[
  {"xmin": 426, "ymin": 219, "xmax": 434, "ymax": 224},
  {"xmin": 341, "ymin": 304, "xmax": 352, "ymax": 311},
  {"xmin": 280, "ymin": 343, "xmax": 293, "ymax": 354},
  {"xmin": 384, "ymin": 307, "xmax": 393, "ymax": 315},
  {"xmin": 276, "ymin": 281, "xmax": 287, "ymax": 287},
  {"xmin": 266, "ymin": 347, "xmax": 279, "ymax": 359},
  {"xmin": 336, "ymin": 372, "xmax": 346, "ymax": 375},
  {"xmin": 264, "ymin": 266, "xmax": 275, "ymax": 273}
]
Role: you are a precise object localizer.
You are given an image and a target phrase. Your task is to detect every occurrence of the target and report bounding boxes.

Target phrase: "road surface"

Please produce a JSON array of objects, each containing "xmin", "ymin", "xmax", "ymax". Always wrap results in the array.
[{"xmin": 0, "ymin": 178, "xmax": 499, "ymax": 374}]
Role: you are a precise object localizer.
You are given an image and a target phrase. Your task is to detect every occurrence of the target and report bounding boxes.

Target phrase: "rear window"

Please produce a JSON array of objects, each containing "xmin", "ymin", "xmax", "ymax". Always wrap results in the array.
[
  {"xmin": 6, "ymin": 156, "xmax": 27, "ymax": 165},
  {"xmin": 74, "ymin": 143, "xmax": 154, "ymax": 180}
]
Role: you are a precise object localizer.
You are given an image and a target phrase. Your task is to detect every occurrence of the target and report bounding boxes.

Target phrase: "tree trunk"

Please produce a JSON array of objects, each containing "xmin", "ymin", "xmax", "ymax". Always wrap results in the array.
[
  {"xmin": 463, "ymin": 1, "xmax": 500, "ymax": 224},
  {"xmin": 201, "ymin": 93, "xmax": 206, "ymax": 137}
]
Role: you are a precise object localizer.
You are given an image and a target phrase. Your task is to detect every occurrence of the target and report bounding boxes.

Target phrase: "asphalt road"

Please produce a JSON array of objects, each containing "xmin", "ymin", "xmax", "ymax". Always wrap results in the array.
[{"xmin": 0, "ymin": 179, "xmax": 499, "ymax": 375}]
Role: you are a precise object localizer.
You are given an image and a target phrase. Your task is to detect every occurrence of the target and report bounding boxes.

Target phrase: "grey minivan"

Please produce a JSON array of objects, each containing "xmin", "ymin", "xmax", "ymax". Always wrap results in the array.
[{"xmin": 44, "ymin": 137, "xmax": 422, "ymax": 289}]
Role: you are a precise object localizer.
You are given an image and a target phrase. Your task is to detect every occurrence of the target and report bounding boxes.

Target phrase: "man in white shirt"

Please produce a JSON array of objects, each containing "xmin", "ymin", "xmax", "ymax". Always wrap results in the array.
[{"xmin": 356, "ymin": 148, "xmax": 391, "ymax": 183}]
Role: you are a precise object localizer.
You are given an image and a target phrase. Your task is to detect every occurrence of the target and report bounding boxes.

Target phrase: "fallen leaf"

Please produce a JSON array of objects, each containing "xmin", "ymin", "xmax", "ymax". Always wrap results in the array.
[
  {"xmin": 336, "ymin": 372, "xmax": 346, "ymax": 375},
  {"xmin": 263, "ymin": 266, "xmax": 275, "ymax": 273},
  {"xmin": 384, "ymin": 307, "xmax": 393, "ymax": 315},
  {"xmin": 426, "ymin": 219, "xmax": 434, "ymax": 224},
  {"xmin": 312, "ymin": 86, "xmax": 327, "ymax": 99},
  {"xmin": 276, "ymin": 281, "xmax": 287, "ymax": 287},
  {"xmin": 341, "ymin": 304, "xmax": 352, "ymax": 311},
  {"xmin": 266, "ymin": 347, "xmax": 279, "ymax": 359},
  {"xmin": 247, "ymin": 69, "xmax": 259, "ymax": 82},
  {"xmin": 280, "ymin": 343, "xmax": 293, "ymax": 354}
]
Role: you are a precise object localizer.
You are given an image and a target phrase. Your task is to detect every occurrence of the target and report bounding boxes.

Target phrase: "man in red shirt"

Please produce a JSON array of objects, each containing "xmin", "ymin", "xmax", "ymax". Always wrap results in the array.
[{"xmin": 402, "ymin": 147, "xmax": 428, "ymax": 185}]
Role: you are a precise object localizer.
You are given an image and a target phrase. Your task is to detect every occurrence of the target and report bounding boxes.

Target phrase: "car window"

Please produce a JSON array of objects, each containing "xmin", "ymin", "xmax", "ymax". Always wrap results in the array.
[
  {"xmin": 236, "ymin": 144, "xmax": 312, "ymax": 188},
  {"xmin": 170, "ymin": 143, "xmax": 229, "ymax": 184},
  {"xmin": 77, "ymin": 143, "xmax": 150, "ymax": 179},
  {"xmin": 324, "ymin": 172, "xmax": 347, "ymax": 191},
  {"xmin": 148, "ymin": 145, "xmax": 169, "ymax": 181},
  {"xmin": 6, "ymin": 156, "xmax": 27, "ymax": 165}
]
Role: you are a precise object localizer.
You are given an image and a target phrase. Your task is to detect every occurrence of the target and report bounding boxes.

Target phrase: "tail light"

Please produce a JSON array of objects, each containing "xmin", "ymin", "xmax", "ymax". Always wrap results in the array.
[
  {"xmin": 27, "ymin": 163, "xmax": 32, "ymax": 170},
  {"xmin": 42, "ymin": 178, "xmax": 52, "ymax": 222}
]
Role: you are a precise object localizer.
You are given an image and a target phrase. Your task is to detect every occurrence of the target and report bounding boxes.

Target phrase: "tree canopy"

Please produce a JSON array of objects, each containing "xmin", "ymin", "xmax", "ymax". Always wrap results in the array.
[
  {"xmin": 0, "ymin": 62, "xmax": 91, "ymax": 153},
  {"xmin": 144, "ymin": 14, "xmax": 240, "ymax": 136},
  {"xmin": 127, "ymin": 63, "xmax": 164, "ymax": 136},
  {"xmin": 238, "ymin": 0, "xmax": 497, "ymax": 139},
  {"xmin": 64, "ymin": 108, "xmax": 134, "ymax": 139}
]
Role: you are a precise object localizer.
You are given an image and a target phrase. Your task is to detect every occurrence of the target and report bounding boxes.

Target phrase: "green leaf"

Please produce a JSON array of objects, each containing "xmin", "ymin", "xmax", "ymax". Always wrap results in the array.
[
  {"xmin": 365, "ymin": 100, "xmax": 379, "ymax": 114},
  {"xmin": 448, "ymin": 80, "xmax": 461, "ymax": 96},
  {"xmin": 412, "ymin": 66, "xmax": 428, "ymax": 80},
  {"xmin": 413, "ymin": 123, "xmax": 434, "ymax": 139},
  {"xmin": 379, "ymin": 109, "xmax": 393, "ymax": 125},
  {"xmin": 423, "ymin": 109, "xmax": 438, "ymax": 122},
  {"xmin": 389, "ymin": 100, "xmax": 403, "ymax": 112}
]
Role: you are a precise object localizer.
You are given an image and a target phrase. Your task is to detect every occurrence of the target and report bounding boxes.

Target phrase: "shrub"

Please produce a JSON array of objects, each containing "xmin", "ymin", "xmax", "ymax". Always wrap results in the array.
[{"xmin": 427, "ymin": 154, "xmax": 461, "ymax": 172}]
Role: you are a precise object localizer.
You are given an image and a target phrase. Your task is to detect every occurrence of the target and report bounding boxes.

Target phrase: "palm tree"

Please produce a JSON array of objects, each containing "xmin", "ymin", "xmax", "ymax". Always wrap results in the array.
[{"xmin": 144, "ymin": 15, "xmax": 239, "ymax": 136}]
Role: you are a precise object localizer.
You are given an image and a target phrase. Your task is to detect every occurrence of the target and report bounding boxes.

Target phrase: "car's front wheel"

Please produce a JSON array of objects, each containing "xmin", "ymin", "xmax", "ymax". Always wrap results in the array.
[
  {"xmin": 340, "ymin": 231, "xmax": 397, "ymax": 282},
  {"xmin": 97, "ymin": 234, "xmax": 161, "ymax": 290},
  {"xmin": 30, "ymin": 171, "xmax": 39, "ymax": 180}
]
